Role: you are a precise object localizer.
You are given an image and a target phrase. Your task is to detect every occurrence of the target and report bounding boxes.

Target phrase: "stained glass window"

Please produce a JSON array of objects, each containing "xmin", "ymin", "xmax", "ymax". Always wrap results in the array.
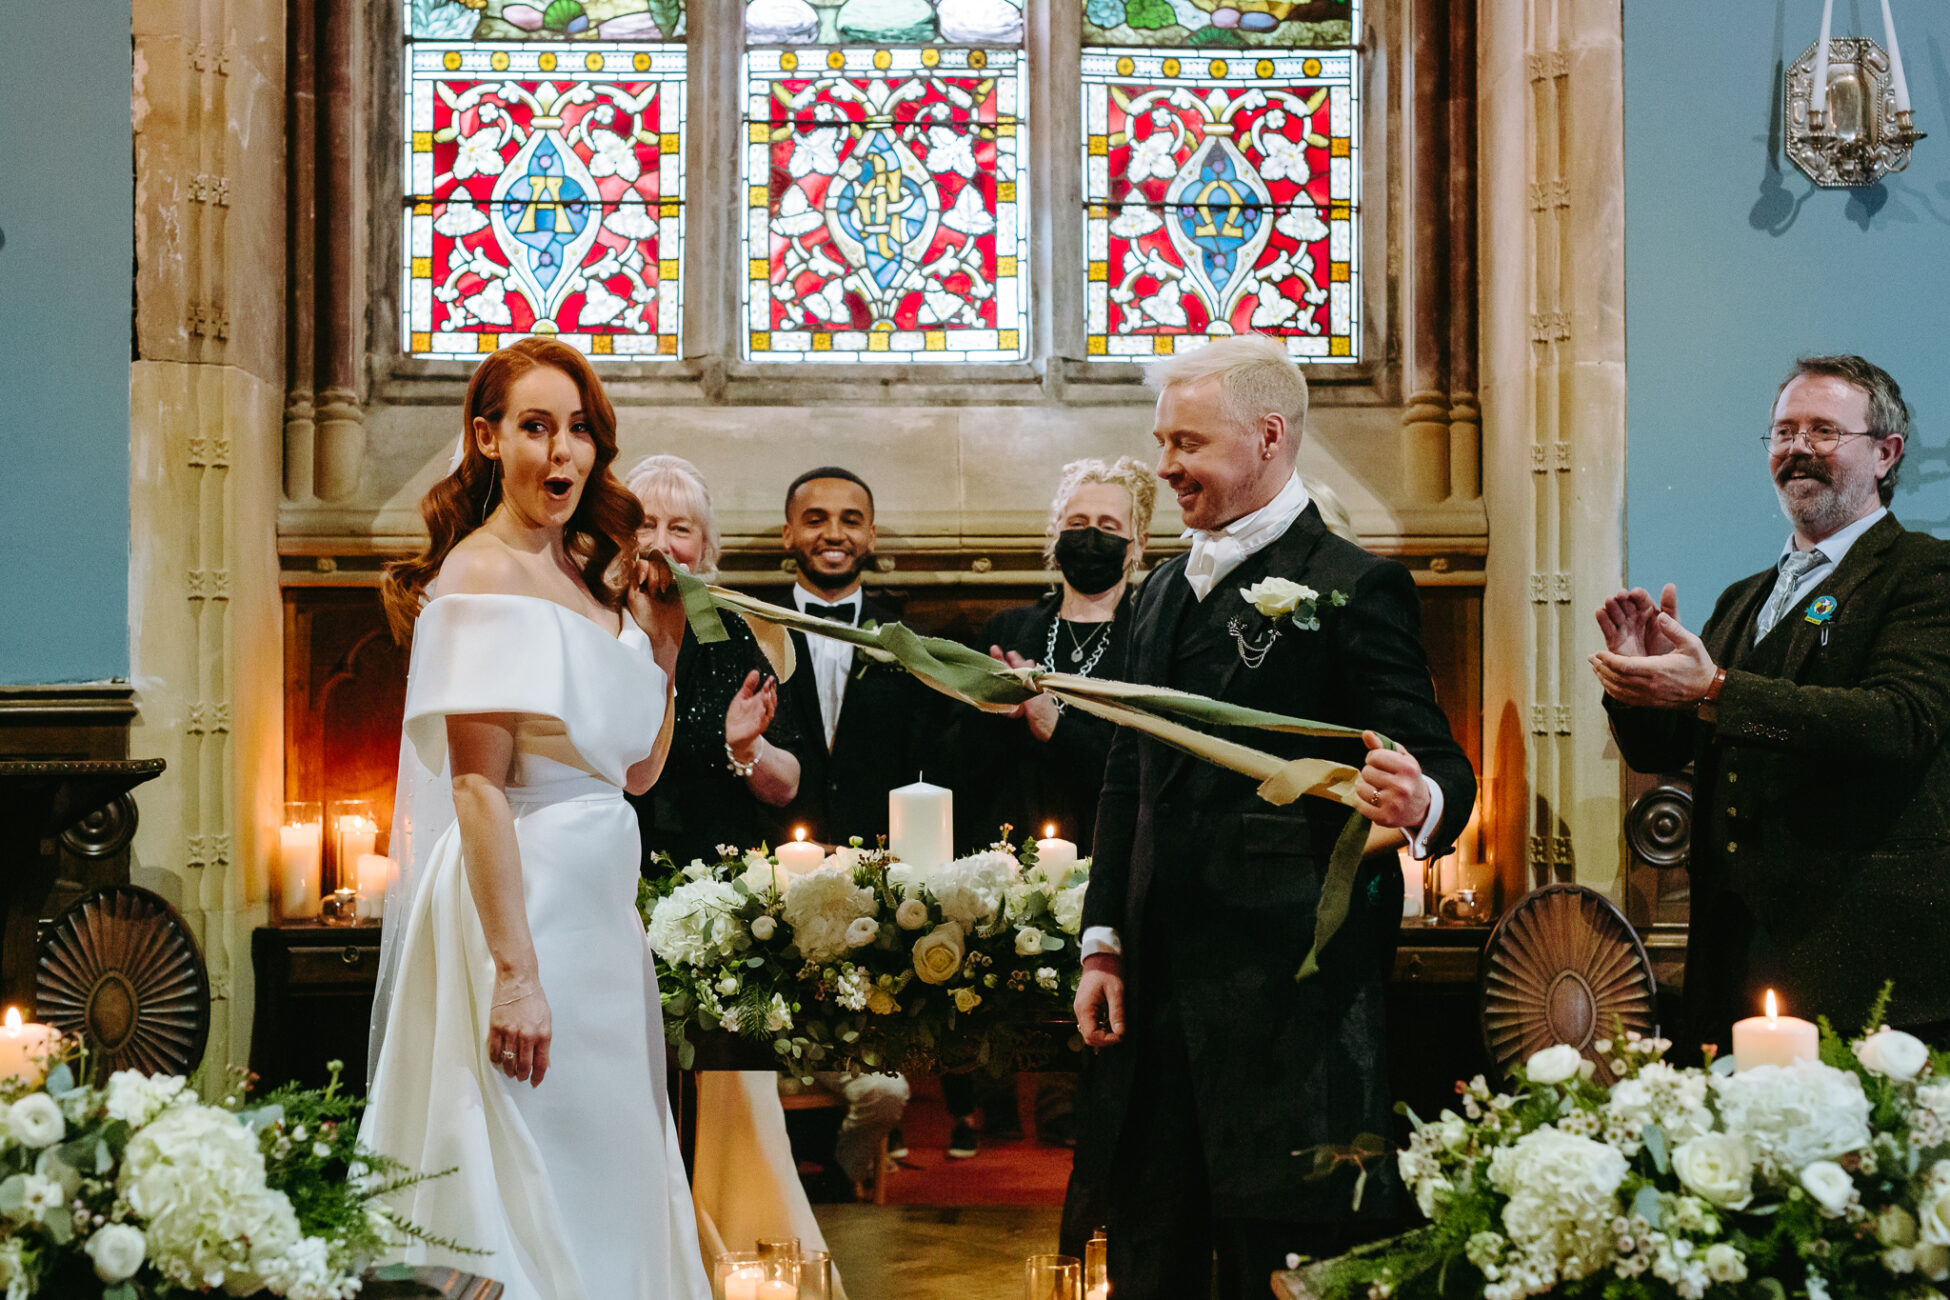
[
  {"xmin": 1082, "ymin": 0, "xmax": 1354, "ymax": 48},
  {"xmin": 402, "ymin": 2, "xmax": 686, "ymax": 360},
  {"xmin": 742, "ymin": 1, "xmax": 1028, "ymax": 364},
  {"xmin": 1080, "ymin": 47, "xmax": 1358, "ymax": 363}
]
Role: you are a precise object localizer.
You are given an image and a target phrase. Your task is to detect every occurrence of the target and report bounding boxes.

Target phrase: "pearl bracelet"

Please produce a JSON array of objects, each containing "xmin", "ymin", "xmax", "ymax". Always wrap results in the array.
[{"xmin": 725, "ymin": 739, "xmax": 761, "ymax": 778}]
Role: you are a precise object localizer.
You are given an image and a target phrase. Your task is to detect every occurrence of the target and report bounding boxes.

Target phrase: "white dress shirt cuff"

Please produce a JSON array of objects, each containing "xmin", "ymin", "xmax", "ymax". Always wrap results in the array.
[
  {"xmin": 1079, "ymin": 926, "xmax": 1122, "ymax": 959},
  {"xmin": 1404, "ymin": 775, "xmax": 1445, "ymax": 859}
]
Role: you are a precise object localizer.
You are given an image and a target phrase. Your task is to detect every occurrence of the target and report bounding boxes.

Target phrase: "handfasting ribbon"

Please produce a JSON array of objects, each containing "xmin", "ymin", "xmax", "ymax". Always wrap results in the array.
[{"xmin": 663, "ymin": 561, "xmax": 1388, "ymax": 980}]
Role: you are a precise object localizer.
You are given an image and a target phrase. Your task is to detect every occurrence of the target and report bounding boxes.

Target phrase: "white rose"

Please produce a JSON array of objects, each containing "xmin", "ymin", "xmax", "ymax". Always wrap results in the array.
[
  {"xmin": 1671, "ymin": 1133, "xmax": 1755, "ymax": 1210},
  {"xmin": 1239, "ymin": 576, "xmax": 1315, "ymax": 619},
  {"xmin": 1015, "ymin": 926, "xmax": 1046, "ymax": 957},
  {"xmin": 750, "ymin": 915, "xmax": 777, "ymax": 941},
  {"xmin": 845, "ymin": 916, "xmax": 879, "ymax": 949},
  {"xmin": 8, "ymin": 1094, "xmax": 63, "ymax": 1148},
  {"xmin": 85, "ymin": 1223, "xmax": 146, "ymax": 1283},
  {"xmin": 1525, "ymin": 1044, "xmax": 1584, "ymax": 1085},
  {"xmin": 1878, "ymin": 1204, "xmax": 1920, "ymax": 1247},
  {"xmin": 1919, "ymin": 1162, "xmax": 1950, "ymax": 1246},
  {"xmin": 1801, "ymin": 1160, "xmax": 1855, "ymax": 1216},
  {"xmin": 1704, "ymin": 1243, "xmax": 1747, "ymax": 1284},
  {"xmin": 895, "ymin": 899, "xmax": 930, "ymax": 930},
  {"xmin": 912, "ymin": 922, "xmax": 966, "ymax": 985},
  {"xmin": 952, "ymin": 986, "xmax": 982, "ymax": 1013},
  {"xmin": 1855, "ymin": 1029, "xmax": 1931, "ymax": 1082},
  {"xmin": 1915, "ymin": 1244, "xmax": 1950, "ymax": 1281}
]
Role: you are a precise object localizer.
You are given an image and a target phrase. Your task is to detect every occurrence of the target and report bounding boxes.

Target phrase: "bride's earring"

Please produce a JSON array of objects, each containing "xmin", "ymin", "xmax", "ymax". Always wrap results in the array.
[{"xmin": 482, "ymin": 457, "xmax": 498, "ymax": 523}]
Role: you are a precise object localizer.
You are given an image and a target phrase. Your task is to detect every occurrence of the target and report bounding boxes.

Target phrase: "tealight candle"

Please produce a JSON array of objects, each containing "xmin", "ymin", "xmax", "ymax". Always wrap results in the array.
[
  {"xmin": 1036, "ymin": 824, "xmax": 1079, "ymax": 870},
  {"xmin": 722, "ymin": 1267, "xmax": 762, "ymax": 1300},
  {"xmin": 1732, "ymin": 989, "xmax": 1819, "ymax": 1070},
  {"xmin": 0, "ymin": 1008, "xmax": 58, "ymax": 1085},
  {"xmin": 335, "ymin": 806, "xmax": 378, "ymax": 893},
  {"xmin": 279, "ymin": 804, "xmax": 323, "ymax": 920},
  {"xmin": 756, "ymin": 1282, "xmax": 795, "ymax": 1300},
  {"xmin": 889, "ymin": 780, "xmax": 953, "ymax": 869},
  {"xmin": 775, "ymin": 827, "xmax": 825, "ymax": 877}
]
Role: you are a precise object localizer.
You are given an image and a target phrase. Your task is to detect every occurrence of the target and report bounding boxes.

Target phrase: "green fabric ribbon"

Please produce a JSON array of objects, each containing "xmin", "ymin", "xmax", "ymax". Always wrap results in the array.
[{"xmin": 662, "ymin": 562, "xmax": 1392, "ymax": 981}]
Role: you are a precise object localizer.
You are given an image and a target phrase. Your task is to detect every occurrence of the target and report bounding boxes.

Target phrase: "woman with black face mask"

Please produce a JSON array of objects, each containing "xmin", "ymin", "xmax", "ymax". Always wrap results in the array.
[{"xmin": 957, "ymin": 457, "xmax": 1154, "ymax": 858}]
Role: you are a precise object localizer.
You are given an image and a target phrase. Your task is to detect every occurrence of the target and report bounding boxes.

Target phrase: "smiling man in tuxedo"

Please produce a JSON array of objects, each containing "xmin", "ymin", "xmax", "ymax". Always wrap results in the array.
[{"xmin": 1072, "ymin": 336, "xmax": 1475, "ymax": 1300}]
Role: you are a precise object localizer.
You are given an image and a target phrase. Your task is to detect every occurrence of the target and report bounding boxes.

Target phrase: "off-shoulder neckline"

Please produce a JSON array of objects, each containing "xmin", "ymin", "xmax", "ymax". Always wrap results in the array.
[{"xmin": 424, "ymin": 590, "xmax": 632, "ymax": 642}]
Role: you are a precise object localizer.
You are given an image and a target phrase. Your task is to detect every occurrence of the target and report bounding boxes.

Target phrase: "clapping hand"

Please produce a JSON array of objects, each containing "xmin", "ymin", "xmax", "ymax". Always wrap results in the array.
[
  {"xmin": 990, "ymin": 646, "xmax": 1060, "ymax": 741},
  {"xmin": 1590, "ymin": 583, "xmax": 1719, "ymax": 707},
  {"xmin": 725, "ymin": 670, "xmax": 778, "ymax": 765}
]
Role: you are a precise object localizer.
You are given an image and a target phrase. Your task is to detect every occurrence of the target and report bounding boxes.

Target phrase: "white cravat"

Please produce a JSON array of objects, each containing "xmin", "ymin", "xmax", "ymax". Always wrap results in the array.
[
  {"xmin": 1181, "ymin": 472, "xmax": 1312, "ymax": 600},
  {"xmin": 792, "ymin": 586, "xmax": 862, "ymax": 749}
]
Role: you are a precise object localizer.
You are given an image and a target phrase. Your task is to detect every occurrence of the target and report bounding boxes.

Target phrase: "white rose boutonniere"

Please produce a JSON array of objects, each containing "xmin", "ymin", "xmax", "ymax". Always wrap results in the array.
[{"xmin": 1239, "ymin": 576, "xmax": 1348, "ymax": 631}]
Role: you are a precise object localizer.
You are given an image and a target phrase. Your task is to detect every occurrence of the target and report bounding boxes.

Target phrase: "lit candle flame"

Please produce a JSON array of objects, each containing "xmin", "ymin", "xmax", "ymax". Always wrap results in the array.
[
  {"xmin": 794, "ymin": 826, "xmax": 808, "ymax": 843},
  {"xmin": 3, "ymin": 1008, "xmax": 20, "ymax": 1036},
  {"xmin": 1044, "ymin": 823, "xmax": 1056, "ymax": 840},
  {"xmin": 1765, "ymin": 989, "xmax": 1779, "ymax": 1024}
]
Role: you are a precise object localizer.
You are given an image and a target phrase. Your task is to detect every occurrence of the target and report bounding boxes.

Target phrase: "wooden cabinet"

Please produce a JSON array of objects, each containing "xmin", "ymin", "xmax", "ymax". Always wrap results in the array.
[{"xmin": 250, "ymin": 924, "xmax": 382, "ymax": 1091}]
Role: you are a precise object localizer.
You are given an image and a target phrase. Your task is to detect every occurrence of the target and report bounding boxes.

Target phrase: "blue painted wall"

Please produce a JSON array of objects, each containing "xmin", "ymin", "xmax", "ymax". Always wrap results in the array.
[
  {"xmin": 1625, "ymin": 0, "xmax": 1950, "ymax": 616},
  {"xmin": 0, "ymin": 7, "xmax": 132, "ymax": 682}
]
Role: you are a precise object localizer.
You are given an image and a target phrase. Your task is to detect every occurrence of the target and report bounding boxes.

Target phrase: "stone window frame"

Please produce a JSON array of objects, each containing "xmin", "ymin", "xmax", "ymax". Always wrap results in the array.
[{"xmin": 339, "ymin": 1, "xmax": 1440, "ymax": 414}]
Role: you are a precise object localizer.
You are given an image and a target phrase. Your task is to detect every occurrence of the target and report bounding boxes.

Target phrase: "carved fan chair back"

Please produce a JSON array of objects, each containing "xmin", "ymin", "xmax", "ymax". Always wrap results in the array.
[
  {"xmin": 36, "ymin": 885, "xmax": 211, "ymax": 1082},
  {"xmin": 1478, "ymin": 883, "xmax": 1657, "ymax": 1087}
]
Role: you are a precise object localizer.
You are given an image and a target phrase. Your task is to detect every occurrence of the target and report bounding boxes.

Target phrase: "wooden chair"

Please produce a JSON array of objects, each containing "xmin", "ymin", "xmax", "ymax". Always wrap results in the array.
[
  {"xmin": 36, "ymin": 885, "xmax": 211, "ymax": 1081},
  {"xmin": 1478, "ymin": 883, "xmax": 1656, "ymax": 1086},
  {"xmin": 777, "ymin": 1083, "xmax": 891, "ymax": 1205}
]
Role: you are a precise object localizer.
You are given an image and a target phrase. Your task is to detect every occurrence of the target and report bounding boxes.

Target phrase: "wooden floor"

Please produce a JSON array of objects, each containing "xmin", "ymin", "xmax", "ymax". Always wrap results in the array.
[{"xmin": 814, "ymin": 1203, "xmax": 1065, "ymax": 1300}]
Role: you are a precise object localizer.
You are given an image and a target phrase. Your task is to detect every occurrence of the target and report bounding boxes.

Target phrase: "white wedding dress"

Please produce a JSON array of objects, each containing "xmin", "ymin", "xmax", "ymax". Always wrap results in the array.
[{"xmin": 362, "ymin": 593, "xmax": 709, "ymax": 1300}]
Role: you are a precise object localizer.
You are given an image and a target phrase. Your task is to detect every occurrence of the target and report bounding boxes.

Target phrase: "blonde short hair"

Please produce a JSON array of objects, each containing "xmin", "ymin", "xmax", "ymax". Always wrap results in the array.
[
  {"xmin": 1042, "ymin": 456, "xmax": 1157, "ymax": 576},
  {"xmin": 623, "ymin": 454, "xmax": 721, "ymax": 579},
  {"xmin": 1146, "ymin": 334, "xmax": 1309, "ymax": 447}
]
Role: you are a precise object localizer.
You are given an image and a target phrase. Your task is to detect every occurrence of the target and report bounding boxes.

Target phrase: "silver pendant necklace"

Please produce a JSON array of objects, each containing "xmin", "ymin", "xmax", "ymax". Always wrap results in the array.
[{"xmin": 1046, "ymin": 615, "xmax": 1113, "ymax": 677}]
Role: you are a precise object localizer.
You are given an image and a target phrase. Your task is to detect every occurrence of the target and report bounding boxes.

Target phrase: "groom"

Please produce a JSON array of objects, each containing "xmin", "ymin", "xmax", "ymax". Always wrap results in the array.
[{"xmin": 1074, "ymin": 336, "xmax": 1476, "ymax": 1299}]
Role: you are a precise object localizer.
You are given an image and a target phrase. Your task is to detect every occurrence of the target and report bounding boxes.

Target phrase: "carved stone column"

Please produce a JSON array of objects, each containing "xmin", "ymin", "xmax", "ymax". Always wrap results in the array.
[
  {"xmin": 1479, "ymin": 0, "xmax": 1627, "ymax": 903},
  {"xmin": 131, "ymin": 0, "xmax": 287, "ymax": 1085},
  {"xmin": 1401, "ymin": 0, "xmax": 1479, "ymax": 507},
  {"xmin": 285, "ymin": 0, "xmax": 367, "ymax": 503}
]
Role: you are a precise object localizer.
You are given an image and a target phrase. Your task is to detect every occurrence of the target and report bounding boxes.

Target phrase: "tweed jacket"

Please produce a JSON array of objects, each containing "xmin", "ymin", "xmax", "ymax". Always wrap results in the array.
[{"xmin": 1606, "ymin": 513, "xmax": 1950, "ymax": 1037}]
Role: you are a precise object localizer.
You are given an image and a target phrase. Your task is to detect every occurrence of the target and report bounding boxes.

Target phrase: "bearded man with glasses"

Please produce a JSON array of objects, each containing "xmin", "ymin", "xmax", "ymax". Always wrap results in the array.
[{"xmin": 1591, "ymin": 354, "xmax": 1950, "ymax": 1053}]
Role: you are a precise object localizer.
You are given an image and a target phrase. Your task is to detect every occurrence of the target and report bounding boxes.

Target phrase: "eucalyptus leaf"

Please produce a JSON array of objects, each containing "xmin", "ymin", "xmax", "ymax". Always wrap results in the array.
[
  {"xmin": 1756, "ymin": 1279, "xmax": 1787, "ymax": 1300},
  {"xmin": 1710, "ymin": 1054, "xmax": 1737, "ymax": 1076},
  {"xmin": 1042, "ymin": 935, "xmax": 1065, "ymax": 952},
  {"xmin": 1632, "ymin": 1183, "xmax": 1663, "ymax": 1228},
  {"xmin": 104, "ymin": 1284, "xmax": 138, "ymax": 1300},
  {"xmin": 375, "ymin": 1262, "xmax": 419, "ymax": 1280},
  {"xmin": 44, "ymin": 1063, "xmax": 74, "ymax": 1097},
  {"xmin": 44, "ymin": 1207, "xmax": 72, "ymax": 1245},
  {"xmin": 1642, "ymin": 1122, "xmax": 1670, "ymax": 1174},
  {"xmin": 677, "ymin": 1039, "xmax": 696, "ymax": 1071},
  {"xmin": 0, "ymin": 1174, "xmax": 26, "ymax": 1212}
]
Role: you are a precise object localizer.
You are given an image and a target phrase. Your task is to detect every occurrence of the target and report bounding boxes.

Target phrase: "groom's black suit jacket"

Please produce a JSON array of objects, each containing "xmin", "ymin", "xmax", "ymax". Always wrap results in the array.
[
  {"xmin": 1080, "ymin": 503, "xmax": 1475, "ymax": 1222},
  {"xmin": 1606, "ymin": 513, "xmax": 1950, "ymax": 1042},
  {"xmin": 780, "ymin": 592, "xmax": 947, "ymax": 846}
]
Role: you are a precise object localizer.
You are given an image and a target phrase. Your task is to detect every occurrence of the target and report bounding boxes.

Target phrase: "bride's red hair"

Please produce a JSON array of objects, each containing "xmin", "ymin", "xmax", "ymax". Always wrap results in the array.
[{"xmin": 382, "ymin": 338, "xmax": 642, "ymax": 641}]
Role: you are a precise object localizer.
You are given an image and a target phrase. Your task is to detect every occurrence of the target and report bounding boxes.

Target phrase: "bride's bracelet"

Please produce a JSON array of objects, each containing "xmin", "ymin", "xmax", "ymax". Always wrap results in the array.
[
  {"xmin": 725, "ymin": 738, "xmax": 762, "ymax": 778},
  {"xmin": 492, "ymin": 987, "xmax": 536, "ymax": 1009}
]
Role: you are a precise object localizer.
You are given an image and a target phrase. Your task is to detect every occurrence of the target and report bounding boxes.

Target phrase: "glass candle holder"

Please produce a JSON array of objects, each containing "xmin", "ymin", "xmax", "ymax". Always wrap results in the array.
[
  {"xmin": 331, "ymin": 800, "xmax": 379, "ymax": 895},
  {"xmin": 796, "ymin": 1249, "xmax": 833, "ymax": 1300},
  {"xmin": 1084, "ymin": 1229, "xmax": 1108, "ymax": 1300},
  {"xmin": 756, "ymin": 1238, "xmax": 800, "ymax": 1261},
  {"xmin": 714, "ymin": 1251, "xmax": 797, "ymax": 1300},
  {"xmin": 1025, "ymin": 1254, "xmax": 1082, "ymax": 1300}
]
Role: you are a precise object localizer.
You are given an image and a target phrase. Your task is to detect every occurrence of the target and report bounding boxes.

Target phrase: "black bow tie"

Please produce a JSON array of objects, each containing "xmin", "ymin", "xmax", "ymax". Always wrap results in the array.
[{"xmin": 802, "ymin": 600, "xmax": 859, "ymax": 623}]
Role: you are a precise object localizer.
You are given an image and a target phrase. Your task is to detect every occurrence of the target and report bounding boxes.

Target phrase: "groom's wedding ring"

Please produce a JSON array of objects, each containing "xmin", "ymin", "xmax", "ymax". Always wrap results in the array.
[{"xmin": 1365, "ymin": 788, "xmax": 1382, "ymax": 807}]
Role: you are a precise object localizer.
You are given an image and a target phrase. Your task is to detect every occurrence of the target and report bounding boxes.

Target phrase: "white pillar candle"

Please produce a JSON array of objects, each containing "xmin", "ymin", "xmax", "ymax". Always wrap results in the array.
[
  {"xmin": 1812, "ymin": 0, "xmax": 1835, "ymax": 117},
  {"xmin": 0, "ymin": 1008, "xmax": 57, "ymax": 1085},
  {"xmin": 756, "ymin": 1282, "xmax": 795, "ymax": 1300},
  {"xmin": 335, "ymin": 810, "xmax": 378, "ymax": 893},
  {"xmin": 279, "ymin": 815, "xmax": 324, "ymax": 920},
  {"xmin": 1881, "ymin": 0, "xmax": 1911, "ymax": 113},
  {"xmin": 1035, "ymin": 824, "xmax": 1079, "ymax": 870},
  {"xmin": 775, "ymin": 827, "xmax": 825, "ymax": 877},
  {"xmin": 889, "ymin": 780, "xmax": 954, "ymax": 869},
  {"xmin": 356, "ymin": 854, "xmax": 395, "ymax": 919},
  {"xmin": 1732, "ymin": 989, "xmax": 1819, "ymax": 1070}
]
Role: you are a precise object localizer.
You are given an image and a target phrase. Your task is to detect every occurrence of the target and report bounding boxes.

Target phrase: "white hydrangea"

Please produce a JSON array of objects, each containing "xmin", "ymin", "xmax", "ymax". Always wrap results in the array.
[
  {"xmin": 1710, "ymin": 1061, "xmax": 1873, "ymax": 1178},
  {"xmin": 781, "ymin": 866, "xmax": 878, "ymax": 964},
  {"xmin": 927, "ymin": 850, "xmax": 1019, "ymax": 932},
  {"xmin": 1488, "ymin": 1126, "xmax": 1630, "ymax": 1288},
  {"xmin": 117, "ymin": 1102, "xmax": 314, "ymax": 1294},
  {"xmin": 647, "ymin": 878, "xmax": 748, "ymax": 968},
  {"xmin": 104, "ymin": 1070, "xmax": 190, "ymax": 1127},
  {"xmin": 1050, "ymin": 883, "xmax": 1087, "ymax": 936},
  {"xmin": 1601, "ymin": 1061, "xmax": 1713, "ymax": 1156}
]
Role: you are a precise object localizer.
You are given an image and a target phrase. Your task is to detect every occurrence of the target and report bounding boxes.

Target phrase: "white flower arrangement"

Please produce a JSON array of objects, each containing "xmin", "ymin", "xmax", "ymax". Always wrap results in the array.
[
  {"xmin": 1238, "ymin": 576, "xmax": 1348, "ymax": 630},
  {"xmin": 0, "ymin": 1057, "xmax": 451, "ymax": 1299},
  {"xmin": 1304, "ymin": 996, "xmax": 1950, "ymax": 1300},
  {"xmin": 641, "ymin": 834, "xmax": 1092, "ymax": 1077}
]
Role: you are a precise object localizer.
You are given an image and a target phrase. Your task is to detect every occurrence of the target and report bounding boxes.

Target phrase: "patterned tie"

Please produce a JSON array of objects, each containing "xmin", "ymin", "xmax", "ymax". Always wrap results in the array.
[{"xmin": 1755, "ymin": 548, "xmax": 1827, "ymax": 640}]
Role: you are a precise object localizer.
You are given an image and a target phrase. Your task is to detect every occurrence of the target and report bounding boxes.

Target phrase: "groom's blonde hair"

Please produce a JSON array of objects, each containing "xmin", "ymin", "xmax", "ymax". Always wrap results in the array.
[{"xmin": 1146, "ymin": 335, "xmax": 1308, "ymax": 451}]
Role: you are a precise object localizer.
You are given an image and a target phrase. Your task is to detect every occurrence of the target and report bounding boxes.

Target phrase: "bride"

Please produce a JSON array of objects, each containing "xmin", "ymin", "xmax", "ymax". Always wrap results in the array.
[{"xmin": 364, "ymin": 337, "xmax": 709, "ymax": 1299}]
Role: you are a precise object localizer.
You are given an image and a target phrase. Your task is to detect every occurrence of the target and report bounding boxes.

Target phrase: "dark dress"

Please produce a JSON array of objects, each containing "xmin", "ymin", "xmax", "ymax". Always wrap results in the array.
[
  {"xmin": 955, "ymin": 589, "xmax": 1135, "ymax": 852},
  {"xmin": 627, "ymin": 620, "xmax": 810, "ymax": 875}
]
